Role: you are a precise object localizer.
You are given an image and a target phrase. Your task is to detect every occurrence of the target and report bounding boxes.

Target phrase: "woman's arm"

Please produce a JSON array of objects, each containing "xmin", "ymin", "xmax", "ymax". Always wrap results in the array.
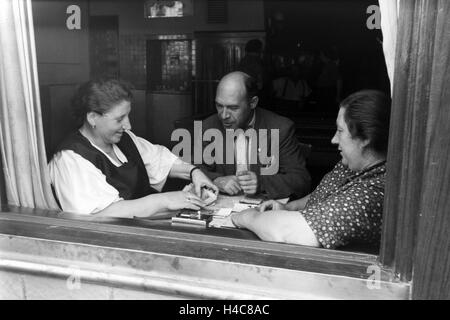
[
  {"xmin": 50, "ymin": 149, "xmax": 205, "ymax": 218},
  {"xmin": 169, "ymin": 159, "xmax": 219, "ymax": 196},
  {"xmin": 94, "ymin": 193, "xmax": 167, "ymax": 218},
  {"xmin": 129, "ymin": 132, "xmax": 218, "ymax": 196},
  {"xmin": 94, "ymin": 191, "xmax": 204, "ymax": 218},
  {"xmin": 259, "ymin": 194, "xmax": 310, "ymax": 212},
  {"xmin": 168, "ymin": 158, "xmax": 196, "ymax": 180},
  {"xmin": 231, "ymin": 208, "xmax": 320, "ymax": 247},
  {"xmin": 285, "ymin": 194, "xmax": 311, "ymax": 211}
]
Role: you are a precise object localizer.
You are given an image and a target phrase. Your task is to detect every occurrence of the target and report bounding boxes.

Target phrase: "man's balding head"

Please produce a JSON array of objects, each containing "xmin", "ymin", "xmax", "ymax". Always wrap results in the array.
[
  {"xmin": 217, "ymin": 72, "xmax": 258, "ymax": 100},
  {"xmin": 215, "ymin": 72, "xmax": 259, "ymax": 130}
]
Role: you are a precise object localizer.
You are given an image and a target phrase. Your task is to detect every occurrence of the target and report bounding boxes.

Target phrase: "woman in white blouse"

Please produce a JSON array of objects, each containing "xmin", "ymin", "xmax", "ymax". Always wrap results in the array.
[{"xmin": 49, "ymin": 79, "xmax": 218, "ymax": 217}]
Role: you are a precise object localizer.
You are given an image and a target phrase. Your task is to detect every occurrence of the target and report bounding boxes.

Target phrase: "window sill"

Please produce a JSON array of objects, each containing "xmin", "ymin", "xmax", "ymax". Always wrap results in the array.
[{"xmin": 0, "ymin": 205, "xmax": 410, "ymax": 299}]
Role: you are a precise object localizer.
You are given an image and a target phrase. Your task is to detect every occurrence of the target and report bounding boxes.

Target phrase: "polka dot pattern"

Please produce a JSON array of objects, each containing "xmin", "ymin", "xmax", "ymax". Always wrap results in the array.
[{"xmin": 301, "ymin": 161, "xmax": 386, "ymax": 249}]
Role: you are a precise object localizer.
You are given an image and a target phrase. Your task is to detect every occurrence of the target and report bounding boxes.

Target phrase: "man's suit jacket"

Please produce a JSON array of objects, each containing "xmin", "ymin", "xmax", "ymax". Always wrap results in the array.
[{"xmin": 199, "ymin": 108, "xmax": 311, "ymax": 199}]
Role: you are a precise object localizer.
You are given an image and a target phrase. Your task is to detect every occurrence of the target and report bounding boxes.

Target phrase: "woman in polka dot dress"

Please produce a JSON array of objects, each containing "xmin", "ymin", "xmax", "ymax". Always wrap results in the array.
[{"xmin": 232, "ymin": 90, "xmax": 391, "ymax": 249}]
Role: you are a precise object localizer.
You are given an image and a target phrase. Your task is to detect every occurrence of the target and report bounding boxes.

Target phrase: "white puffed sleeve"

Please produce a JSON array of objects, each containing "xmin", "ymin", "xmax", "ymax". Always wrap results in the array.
[
  {"xmin": 49, "ymin": 150, "xmax": 122, "ymax": 215},
  {"xmin": 126, "ymin": 131, "xmax": 178, "ymax": 191}
]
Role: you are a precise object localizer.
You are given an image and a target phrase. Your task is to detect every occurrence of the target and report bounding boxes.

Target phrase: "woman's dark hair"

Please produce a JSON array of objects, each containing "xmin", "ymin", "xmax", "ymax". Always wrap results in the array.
[
  {"xmin": 340, "ymin": 89, "xmax": 391, "ymax": 155},
  {"xmin": 71, "ymin": 79, "xmax": 133, "ymax": 127}
]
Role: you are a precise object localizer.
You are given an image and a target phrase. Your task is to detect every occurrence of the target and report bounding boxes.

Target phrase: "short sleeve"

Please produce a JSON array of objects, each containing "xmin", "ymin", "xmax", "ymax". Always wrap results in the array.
[
  {"xmin": 126, "ymin": 131, "xmax": 178, "ymax": 191},
  {"xmin": 301, "ymin": 182, "xmax": 384, "ymax": 249},
  {"xmin": 49, "ymin": 150, "xmax": 122, "ymax": 215}
]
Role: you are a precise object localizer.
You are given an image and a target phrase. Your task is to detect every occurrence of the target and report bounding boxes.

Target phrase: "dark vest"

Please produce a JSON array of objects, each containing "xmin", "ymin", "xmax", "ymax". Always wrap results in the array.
[{"xmin": 54, "ymin": 131, "xmax": 157, "ymax": 200}]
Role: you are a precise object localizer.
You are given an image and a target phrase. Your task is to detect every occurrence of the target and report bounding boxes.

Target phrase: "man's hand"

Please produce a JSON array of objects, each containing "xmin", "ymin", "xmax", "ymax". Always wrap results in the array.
[
  {"xmin": 213, "ymin": 175, "xmax": 242, "ymax": 195},
  {"xmin": 236, "ymin": 170, "xmax": 258, "ymax": 195}
]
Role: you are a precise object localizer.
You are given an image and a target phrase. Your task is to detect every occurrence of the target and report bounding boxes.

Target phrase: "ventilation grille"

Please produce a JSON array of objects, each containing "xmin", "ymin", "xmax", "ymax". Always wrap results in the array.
[{"xmin": 207, "ymin": 0, "xmax": 228, "ymax": 24}]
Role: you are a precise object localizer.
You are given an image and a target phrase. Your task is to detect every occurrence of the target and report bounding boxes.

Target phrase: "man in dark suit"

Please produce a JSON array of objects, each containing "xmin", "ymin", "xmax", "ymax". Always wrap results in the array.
[{"xmin": 199, "ymin": 71, "xmax": 311, "ymax": 199}]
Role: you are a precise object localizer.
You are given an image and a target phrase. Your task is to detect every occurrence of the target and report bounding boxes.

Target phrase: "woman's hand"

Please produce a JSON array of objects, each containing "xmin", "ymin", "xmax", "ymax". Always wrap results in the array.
[
  {"xmin": 191, "ymin": 168, "xmax": 219, "ymax": 197},
  {"xmin": 183, "ymin": 183, "xmax": 217, "ymax": 206},
  {"xmin": 231, "ymin": 208, "xmax": 259, "ymax": 228},
  {"xmin": 162, "ymin": 191, "xmax": 206, "ymax": 211},
  {"xmin": 259, "ymin": 200, "xmax": 286, "ymax": 212}
]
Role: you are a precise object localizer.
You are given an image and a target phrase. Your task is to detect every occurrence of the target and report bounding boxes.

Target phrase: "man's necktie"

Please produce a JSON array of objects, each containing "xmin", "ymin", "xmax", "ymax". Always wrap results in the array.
[{"xmin": 235, "ymin": 131, "xmax": 248, "ymax": 174}]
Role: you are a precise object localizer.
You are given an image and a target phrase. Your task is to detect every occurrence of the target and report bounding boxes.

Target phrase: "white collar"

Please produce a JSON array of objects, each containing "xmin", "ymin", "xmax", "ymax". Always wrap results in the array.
[{"xmin": 247, "ymin": 110, "xmax": 256, "ymax": 129}]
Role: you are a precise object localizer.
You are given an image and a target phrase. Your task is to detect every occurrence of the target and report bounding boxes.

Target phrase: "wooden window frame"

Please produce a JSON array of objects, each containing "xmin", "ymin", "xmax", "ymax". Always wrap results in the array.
[{"xmin": 379, "ymin": 0, "xmax": 450, "ymax": 299}]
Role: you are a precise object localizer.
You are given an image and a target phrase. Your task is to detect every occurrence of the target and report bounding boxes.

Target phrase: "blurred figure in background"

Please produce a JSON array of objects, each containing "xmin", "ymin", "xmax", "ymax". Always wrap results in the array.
[
  {"xmin": 237, "ymin": 39, "xmax": 270, "ymax": 108},
  {"xmin": 272, "ymin": 63, "xmax": 311, "ymax": 110},
  {"xmin": 316, "ymin": 46, "xmax": 342, "ymax": 113}
]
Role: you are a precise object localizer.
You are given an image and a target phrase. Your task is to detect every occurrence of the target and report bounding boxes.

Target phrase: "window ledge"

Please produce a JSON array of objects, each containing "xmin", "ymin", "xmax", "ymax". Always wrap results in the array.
[{"xmin": 0, "ymin": 205, "xmax": 410, "ymax": 299}]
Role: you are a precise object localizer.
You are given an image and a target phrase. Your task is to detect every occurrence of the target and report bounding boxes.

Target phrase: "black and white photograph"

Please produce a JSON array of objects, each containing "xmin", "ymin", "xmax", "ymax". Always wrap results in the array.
[{"xmin": 0, "ymin": 0, "xmax": 449, "ymax": 303}]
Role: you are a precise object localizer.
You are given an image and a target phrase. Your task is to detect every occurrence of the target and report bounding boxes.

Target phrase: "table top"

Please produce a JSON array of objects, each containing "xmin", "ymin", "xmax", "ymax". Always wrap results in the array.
[
  {"xmin": 135, "ymin": 194, "xmax": 261, "ymax": 240},
  {"xmin": 208, "ymin": 194, "xmax": 248, "ymax": 210},
  {"xmin": 0, "ymin": 202, "xmax": 379, "ymax": 254}
]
